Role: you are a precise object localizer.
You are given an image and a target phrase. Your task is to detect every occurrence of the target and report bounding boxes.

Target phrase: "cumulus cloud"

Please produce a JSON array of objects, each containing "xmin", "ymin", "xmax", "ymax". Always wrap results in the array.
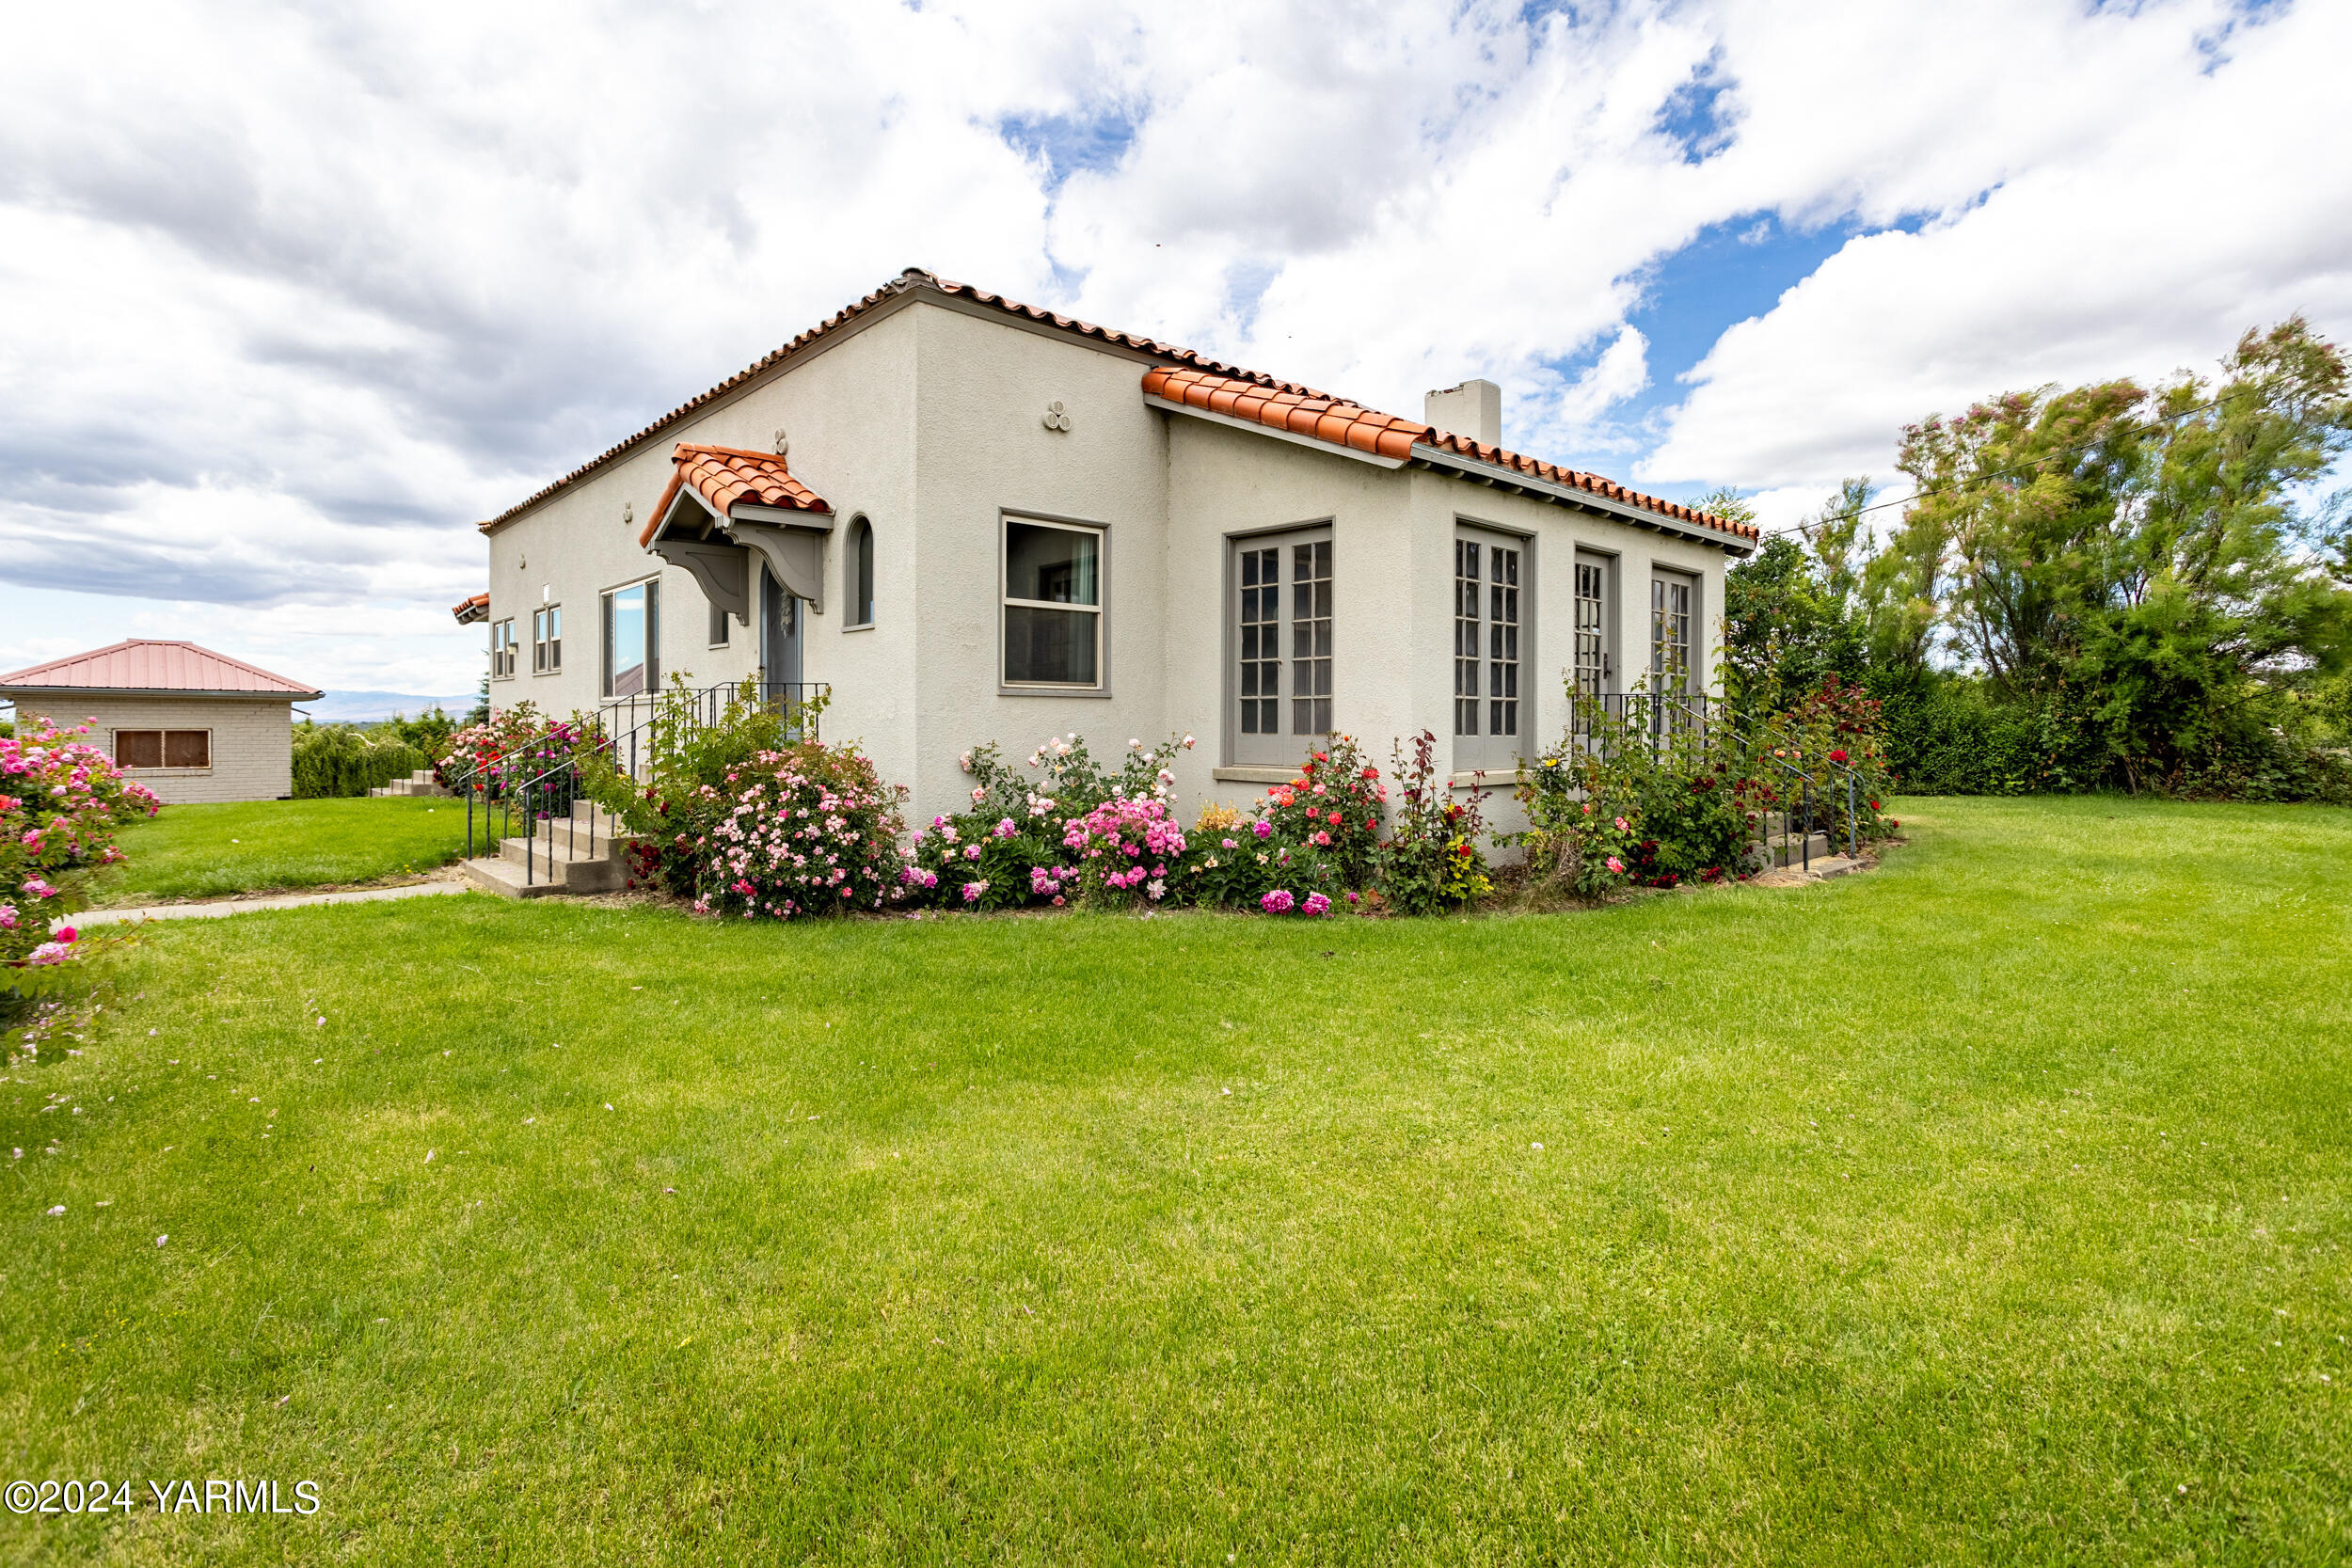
[{"xmin": 2, "ymin": 0, "xmax": 2344, "ymax": 691}]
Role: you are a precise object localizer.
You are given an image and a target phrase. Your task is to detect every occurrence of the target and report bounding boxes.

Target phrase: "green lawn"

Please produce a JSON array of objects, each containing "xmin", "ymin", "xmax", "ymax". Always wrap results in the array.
[
  {"xmin": 7, "ymin": 797, "xmax": 2348, "ymax": 1562},
  {"xmin": 86, "ymin": 797, "xmax": 472, "ymax": 907}
]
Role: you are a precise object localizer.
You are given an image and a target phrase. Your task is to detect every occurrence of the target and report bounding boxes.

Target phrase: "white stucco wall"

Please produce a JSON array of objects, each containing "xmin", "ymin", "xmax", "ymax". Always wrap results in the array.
[
  {"xmin": 8, "ymin": 695, "xmax": 296, "ymax": 803},
  {"xmin": 478, "ymin": 289, "xmax": 1743, "ymax": 832}
]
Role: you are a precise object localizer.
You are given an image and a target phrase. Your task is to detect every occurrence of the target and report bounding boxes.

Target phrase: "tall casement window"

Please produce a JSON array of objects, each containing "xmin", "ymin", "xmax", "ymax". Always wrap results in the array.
[
  {"xmin": 490, "ymin": 618, "xmax": 517, "ymax": 679},
  {"xmin": 848, "ymin": 517, "xmax": 876, "ymax": 627},
  {"xmin": 1229, "ymin": 526, "xmax": 1333, "ymax": 765},
  {"xmin": 1454, "ymin": 529, "xmax": 1526, "ymax": 770},
  {"xmin": 707, "ymin": 598, "xmax": 730, "ymax": 647},
  {"xmin": 603, "ymin": 579, "xmax": 660, "ymax": 698},
  {"xmin": 532, "ymin": 604, "xmax": 562, "ymax": 673},
  {"xmin": 1002, "ymin": 516, "xmax": 1103, "ymax": 689},
  {"xmin": 1650, "ymin": 571, "xmax": 1694, "ymax": 694},
  {"xmin": 1573, "ymin": 554, "xmax": 1612, "ymax": 697}
]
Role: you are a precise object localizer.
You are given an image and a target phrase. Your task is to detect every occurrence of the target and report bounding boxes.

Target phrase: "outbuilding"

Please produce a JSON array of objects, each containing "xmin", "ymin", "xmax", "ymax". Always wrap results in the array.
[{"xmin": 0, "ymin": 640, "xmax": 323, "ymax": 803}]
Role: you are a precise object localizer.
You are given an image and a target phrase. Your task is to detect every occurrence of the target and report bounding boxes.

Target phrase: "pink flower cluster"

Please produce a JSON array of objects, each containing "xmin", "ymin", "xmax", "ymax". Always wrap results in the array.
[
  {"xmin": 1061, "ymin": 797, "xmax": 1185, "ymax": 903},
  {"xmin": 696, "ymin": 746, "xmax": 908, "ymax": 922},
  {"xmin": 1259, "ymin": 889, "xmax": 1333, "ymax": 917},
  {"xmin": 3, "ymin": 721, "xmax": 158, "ymax": 970}
]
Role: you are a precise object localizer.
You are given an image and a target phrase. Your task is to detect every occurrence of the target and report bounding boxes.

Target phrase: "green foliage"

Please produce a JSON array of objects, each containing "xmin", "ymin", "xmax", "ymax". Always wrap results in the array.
[
  {"xmin": 375, "ymin": 705, "xmax": 459, "ymax": 759},
  {"xmin": 1728, "ymin": 317, "xmax": 2352, "ymax": 800},
  {"xmin": 1376, "ymin": 730, "xmax": 1491, "ymax": 913},
  {"xmin": 1518, "ymin": 690, "xmax": 1762, "ymax": 894},
  {"xmin": 291, "ymin": 723, "xmax": 428, "ymax": 800}
]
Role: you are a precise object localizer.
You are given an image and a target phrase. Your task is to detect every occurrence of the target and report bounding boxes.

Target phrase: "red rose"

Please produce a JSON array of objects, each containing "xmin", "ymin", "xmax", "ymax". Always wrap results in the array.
[{"xmin": 1829, "ymin": 749, "xmax": 1850, "ymax": 765}]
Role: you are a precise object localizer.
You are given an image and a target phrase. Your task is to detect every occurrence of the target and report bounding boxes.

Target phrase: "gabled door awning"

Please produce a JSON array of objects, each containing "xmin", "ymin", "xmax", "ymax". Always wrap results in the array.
[{"xmin": 639, "ymin": 443, "xmax": 834, "ymax": 616}]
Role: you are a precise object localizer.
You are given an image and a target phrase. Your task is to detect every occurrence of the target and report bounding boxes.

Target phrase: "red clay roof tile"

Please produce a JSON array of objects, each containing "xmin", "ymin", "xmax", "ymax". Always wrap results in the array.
[
  {"xmin": 484, "ymin": 268, "xmax": 1753, "ymax": 547},
  {"xmin": 637, "ymin": 443, "xmax": 831, "ymax": 547},
  {"xmin": 1146, "ymin": 366, "xmax": 1755, "ymax": 543}
]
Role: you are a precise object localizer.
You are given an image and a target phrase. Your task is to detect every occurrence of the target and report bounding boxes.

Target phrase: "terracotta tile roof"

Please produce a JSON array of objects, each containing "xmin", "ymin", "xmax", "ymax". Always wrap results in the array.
[
  {"xmin": 638, "ymin": 443, "xmax": 832, "ymax": 546},
  {"xmin": 483, "ymin": 268, "xmax": 1330, "ymax": 535},
  {"xmin": 452, "ymin": 592, "xmax": 489, "ymax": 625},
  {"xmin": 480, "ymin": 265, "xmax": 1752, "ymax": 548},
  {"xmin": 1146, "ymin": 367, "xmax": 1757, "ymax": 545},
  {"xmin": 0, "ymin": 639, "xmax": 322, "ymax": 698},
  {"xmin": 1142, "ymin": 367, "xmax": 1425, "ymax": 462}
]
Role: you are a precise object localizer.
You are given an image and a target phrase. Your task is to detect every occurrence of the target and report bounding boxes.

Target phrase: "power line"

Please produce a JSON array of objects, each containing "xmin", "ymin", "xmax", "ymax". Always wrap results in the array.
[{"xmin": 1752, "ymin": 392, "xmax": 2232, "ymax": 540}]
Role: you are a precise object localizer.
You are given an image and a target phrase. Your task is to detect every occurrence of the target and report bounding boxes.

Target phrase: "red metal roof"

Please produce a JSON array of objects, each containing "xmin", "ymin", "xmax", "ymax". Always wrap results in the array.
[{"xmin": 0, "ymin": 639, "xmax": 323, "ymax": 698}]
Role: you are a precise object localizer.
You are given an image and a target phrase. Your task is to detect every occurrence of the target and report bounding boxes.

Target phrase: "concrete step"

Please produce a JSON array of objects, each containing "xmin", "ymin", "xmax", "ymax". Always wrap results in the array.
[
  {"xmin": 461, "ymin": 855, "xmax": 572, "ymax": 898},
  {"xmin": 1761, "ymin": 832, "xmax": 1834, "ymax": 868},
  {"xmin": 368, "ymin": 776, "xmax": 452, "ymax": 798}
]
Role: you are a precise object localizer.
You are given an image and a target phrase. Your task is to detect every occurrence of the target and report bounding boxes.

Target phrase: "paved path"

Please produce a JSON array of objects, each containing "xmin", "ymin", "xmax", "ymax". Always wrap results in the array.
[{"xmin": 77, "ymin": 880, "xmax": 472, "ymax": 927}]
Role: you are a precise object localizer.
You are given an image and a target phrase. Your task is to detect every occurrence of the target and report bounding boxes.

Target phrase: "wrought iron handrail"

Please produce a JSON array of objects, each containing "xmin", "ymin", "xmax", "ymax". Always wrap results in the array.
[
  {"xmin": 457, "ymin": 678, "xmax": 829, "ymax": 867},
  {"xmin": 1666, "ymin": 697, "xmax": 1853, "ymax": 869}
]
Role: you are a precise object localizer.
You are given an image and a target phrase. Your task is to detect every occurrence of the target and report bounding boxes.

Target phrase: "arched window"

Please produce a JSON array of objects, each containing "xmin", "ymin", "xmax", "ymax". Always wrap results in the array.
[{"xmin": 849, "ymin": 516, "xmax": 875, "ymax": 626}]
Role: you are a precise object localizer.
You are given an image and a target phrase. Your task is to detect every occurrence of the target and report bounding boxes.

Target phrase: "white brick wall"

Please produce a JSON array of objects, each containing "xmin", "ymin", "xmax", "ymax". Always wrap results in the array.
[{"xmin": 10, "ymin": 695, "xmax": 297, "ymax": 803}]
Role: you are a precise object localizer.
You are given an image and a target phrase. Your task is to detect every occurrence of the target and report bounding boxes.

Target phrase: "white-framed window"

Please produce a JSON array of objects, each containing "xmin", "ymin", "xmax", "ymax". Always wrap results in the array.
[
  {"xmin": 532, "ymin": 604, "xmax": 562, "ymax": 673},
  {"xmin": 848, "ymin": 516, "xmax": 875, "ymax": 628},
  {"xmin": 1454, "ymin": 527, "xmax": 1525, "ymax": 769},
  {"xmin": 1651, "ymin": 570, "xmax": 1694, "ymax": 694},
  {"xmin": 113, "ymin": 730, "xmax": 210, "ymax": 770},
  {"xmin": 1229, "ymin": 525, "xmax": 1333, "ymax": 766},
  {"xmin": 603, "ymin": 578, "xmax": 660, "ymax": 698},
  {"xmin": 490, "ymin": 618, "xmax": 517, "ymax": 680},
  {"xmin": 1002, "ymin": 515, "xmax": 1102, "ymax": 689}
]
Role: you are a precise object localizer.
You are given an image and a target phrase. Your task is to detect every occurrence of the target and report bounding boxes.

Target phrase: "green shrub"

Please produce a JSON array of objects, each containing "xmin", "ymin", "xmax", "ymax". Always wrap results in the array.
[{"xmin": 291, "ymin": 724, "xmax": 428, "ymax": 799}]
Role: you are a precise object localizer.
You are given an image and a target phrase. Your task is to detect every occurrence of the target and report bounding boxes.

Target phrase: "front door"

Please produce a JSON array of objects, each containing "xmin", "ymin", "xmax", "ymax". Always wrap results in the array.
[{"xmin": 760, "ymin": 564, "xmax": 802, "ymax": 695}]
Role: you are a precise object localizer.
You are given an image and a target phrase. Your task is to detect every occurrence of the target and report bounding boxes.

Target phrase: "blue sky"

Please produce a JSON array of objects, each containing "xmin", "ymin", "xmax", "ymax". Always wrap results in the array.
[{"xmin": 1, "ymin": 0, "xmax": 2344, "ymax": 695}]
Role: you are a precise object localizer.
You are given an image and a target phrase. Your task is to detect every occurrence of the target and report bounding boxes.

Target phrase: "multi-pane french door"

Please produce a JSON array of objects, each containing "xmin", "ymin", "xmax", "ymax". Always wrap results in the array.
[
  {"xmin": 1650, "ymin": 572, "xmax": 1693, "ymax": 695},
  {"xmin": 1573, "ymin": 554, "xmax": 1611, "ymax": 698},
  {"xmin": 1232, "ymin": 529, "xmax": 1333, "ymax": 766},
  {"xmin": 1454, "ymin": 528, "xmax": 1525, "ymax": 771}
]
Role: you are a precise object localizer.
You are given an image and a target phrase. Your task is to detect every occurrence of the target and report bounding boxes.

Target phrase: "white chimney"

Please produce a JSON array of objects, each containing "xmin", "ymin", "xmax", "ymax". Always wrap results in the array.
[{"xmin": 1425, "ymin": 378, "xmax": 1501, "ymax": 447}]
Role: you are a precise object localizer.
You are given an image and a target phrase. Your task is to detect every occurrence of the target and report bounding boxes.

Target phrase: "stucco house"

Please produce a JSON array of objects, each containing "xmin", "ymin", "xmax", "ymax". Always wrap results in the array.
[
  {"xmin": 471, "ymin": 269, "xmax": 1756, "ymax": 826},
  {"xmin": 0, "ymin": 640, "xmax": 322, "ymax": 803}
]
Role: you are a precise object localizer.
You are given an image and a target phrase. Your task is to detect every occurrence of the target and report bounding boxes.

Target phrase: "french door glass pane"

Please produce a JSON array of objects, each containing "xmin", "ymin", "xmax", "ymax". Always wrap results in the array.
[
  {"xmin": 1290, "ymin": 539, "xmax": 1332, "ymax": 736},
  {"xmin": 1574, "ymin": 562, "xmax": 1605, "ymax": 697},
  {"xmin": 1238, "ymin": 546, "xmax": 1279, "ymax": 735},
  {"xmin": 1650, "ymin": 577, "xmax": 1692, "ymax": 692},
  {"xmin": 1454, "ymin": 539, "xmax": 1480, "ymax": 735},
  {"xmin": 1487, "ymin": 543, "xmax": 1519, "ymax": 736}
]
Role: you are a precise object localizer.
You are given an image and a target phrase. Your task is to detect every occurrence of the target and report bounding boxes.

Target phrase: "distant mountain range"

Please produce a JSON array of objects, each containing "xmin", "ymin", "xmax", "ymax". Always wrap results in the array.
[{"xmin": 303, "ymin": 690, "xmax": 478, "ymax": 723}]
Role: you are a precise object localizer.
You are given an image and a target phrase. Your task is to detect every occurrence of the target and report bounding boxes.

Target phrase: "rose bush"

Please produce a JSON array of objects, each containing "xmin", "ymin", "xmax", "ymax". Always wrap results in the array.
[{"xmin": 3, "ymin": 720, "xmax": 160, "ymax": 996}]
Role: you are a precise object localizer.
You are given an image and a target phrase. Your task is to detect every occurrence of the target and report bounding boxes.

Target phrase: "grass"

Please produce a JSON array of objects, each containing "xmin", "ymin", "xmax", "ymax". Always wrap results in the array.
[
  {"xmin": 6, "ymin": 796, "xmax": 2349, "ymax": 1563},
  {"xmin": 86, "ymin": 797, "xmax": 472, "ymax": 908}
]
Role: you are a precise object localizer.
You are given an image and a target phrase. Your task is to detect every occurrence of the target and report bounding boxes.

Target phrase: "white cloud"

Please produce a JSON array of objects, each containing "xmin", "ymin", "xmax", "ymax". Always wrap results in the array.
[{"xmin": 2, "ymin": 0, "xmax": 2344, "ymax": 692}]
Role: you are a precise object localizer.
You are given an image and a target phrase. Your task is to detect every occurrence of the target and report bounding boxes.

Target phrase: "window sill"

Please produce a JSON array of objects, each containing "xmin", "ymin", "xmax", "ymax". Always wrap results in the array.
[
  {"xmin": 842, "ymin": 621, "xmax": 875, "ymax": 634},
  {"xmin": 1448, "ymin": 769, "xmax": 1518, "ymax": 789},
  {"xmin": 997, "ymin": 685, "xmax": 1112, "ymax": 699},
  {"xmin": 123, "ymin": 768, "xmax": 214, "ymax": 777},
  {"xmin": 1213, "ymin": 766, "xmax": 1299, "ymax": 784}
]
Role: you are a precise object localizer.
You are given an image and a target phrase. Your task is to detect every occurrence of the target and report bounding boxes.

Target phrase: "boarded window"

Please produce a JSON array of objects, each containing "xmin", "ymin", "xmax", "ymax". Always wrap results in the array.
[
  {"xmin": 165, "ymin": 730, "xmax": 211, "ymax": 768},
  {"xmin": 115, "ymin": 730, "xmax": 163, "ymax": 768}
]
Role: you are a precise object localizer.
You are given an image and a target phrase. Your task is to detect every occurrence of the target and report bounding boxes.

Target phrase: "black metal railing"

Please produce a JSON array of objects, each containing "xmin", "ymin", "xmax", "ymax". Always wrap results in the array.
[
  {"xmin": 1661, "ymin": 696, "xmax": 1865, "ymax": 868},
  {"xmin": 457, "ymin": 679, "xmax": 828, "ymax": 871}
]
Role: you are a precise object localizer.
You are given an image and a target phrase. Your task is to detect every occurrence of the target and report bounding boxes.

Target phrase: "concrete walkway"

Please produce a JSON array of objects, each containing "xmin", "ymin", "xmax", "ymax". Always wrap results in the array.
[{"xmin": 77, "ymin": 880, "xmax": 472, "ymax": 927}]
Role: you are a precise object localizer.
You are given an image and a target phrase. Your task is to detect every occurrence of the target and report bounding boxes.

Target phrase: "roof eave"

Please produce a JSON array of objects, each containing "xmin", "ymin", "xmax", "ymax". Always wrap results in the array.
[
  {"xmin": 1407, "ymin": 445, "xmax": 1756, "ymax": 556},
  {"xmin": 1144, "ymin": 393, "xmax": 1409, "ymax": 469}
]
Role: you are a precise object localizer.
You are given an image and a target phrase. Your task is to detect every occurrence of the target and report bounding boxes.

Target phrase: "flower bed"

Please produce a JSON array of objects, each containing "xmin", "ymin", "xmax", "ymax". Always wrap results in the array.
[{"xmin": 2, "ymin": 721, "xmax": 160, "ymax": 996}]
